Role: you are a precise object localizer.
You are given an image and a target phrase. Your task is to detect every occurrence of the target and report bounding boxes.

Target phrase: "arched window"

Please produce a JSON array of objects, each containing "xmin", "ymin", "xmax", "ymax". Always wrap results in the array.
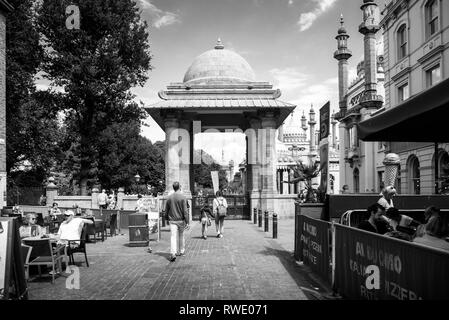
[
  {"xmin": 408, "ymin": 156, "xmax": 420, "ymax": 194},
  {"xmin": 397, "ymin": 24, "xmax": 407, "ymax": 60},
  {"xmin": 353, "ymin": 168, "xmax": 360, "ymax": 193},
  {"xmin": 426, "ymin": 0, "xmax": 439, "ymax": 38}
]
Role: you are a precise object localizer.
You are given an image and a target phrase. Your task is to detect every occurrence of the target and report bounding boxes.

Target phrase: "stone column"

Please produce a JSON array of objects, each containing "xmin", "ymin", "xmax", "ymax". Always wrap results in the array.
[
  {"xmin": 117, "ymin": 187, "xmax": 125, "ymax": 210},
  {"xmin": 164, "ymin": 115, "xmax": 180, "ymax": 194},
  {"xmin": 46, "ymin": 177, "xmax": 58, "ymax": 208},
  {"xmin": 179, "ymin": 120, "xmax": 192, "ymax": 198},
  {"xmin": 91, "ymin": 187, "xmax": 99, "ymax": 209},
  {"xmin": 260, "ymin": 112, "xmax": 278, "ymax": 213},
  {"xmin": 248, "ymin": 118, "xmax": 261, "ymax": 213}
]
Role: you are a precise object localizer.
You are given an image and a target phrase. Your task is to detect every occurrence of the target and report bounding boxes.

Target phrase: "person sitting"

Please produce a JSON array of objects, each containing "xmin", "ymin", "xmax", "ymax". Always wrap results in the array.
[
  {"xmin": 415, "ymin": 206, "xmax": 441, "ymax": 238},
  {"xmin": 57, "ymin": 210, "xmax": 94, "ymax": 248},
  {"xmin": 413, "ymin": 212, "xmax": 449, "ymax": 251},
  {"xmin": 385, "ymin": 208, "xmax": 419, "ymax": 230},
  {"xmin": 358, "ymin": 203, "xmax": 388, "ymax": 234},
  {"xmin": 377, "ymin": 186, "xmax": 396, "ymax": 210},
  {"xmin": 19, "ymin": 213, "xmax": 46, "ymax": 238},
  {"xmin": 49, "ymin": 202, "xmax": 62, "ymax": 220}
]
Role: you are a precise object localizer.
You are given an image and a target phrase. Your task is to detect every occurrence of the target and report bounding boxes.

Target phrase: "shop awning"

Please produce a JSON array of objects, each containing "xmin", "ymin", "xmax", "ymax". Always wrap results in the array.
[{"xmin": 357, "ymin": 77, "xmax": 449, "ymax": 142}]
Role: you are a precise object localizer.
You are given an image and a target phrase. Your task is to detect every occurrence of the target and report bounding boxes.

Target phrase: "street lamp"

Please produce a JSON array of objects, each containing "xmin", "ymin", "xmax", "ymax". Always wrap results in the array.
[{"xmin": 134, "ymin": 174, "xmax": 141, "ymax": 183}]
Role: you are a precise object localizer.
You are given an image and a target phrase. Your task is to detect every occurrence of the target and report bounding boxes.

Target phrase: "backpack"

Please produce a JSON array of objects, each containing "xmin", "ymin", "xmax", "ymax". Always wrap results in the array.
[{"xmin": 217, "ymin": 198, "xmax": 227, "ymax": 217}]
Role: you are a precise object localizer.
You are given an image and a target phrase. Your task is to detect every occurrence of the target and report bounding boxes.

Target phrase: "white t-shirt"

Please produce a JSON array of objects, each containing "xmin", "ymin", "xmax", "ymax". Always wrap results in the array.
[
  {"xmin": 58, "ymin": 218, "xmax": 85, "ymax": 244},
  {"xmin": 98, "ymin": 193, "xmax": 108, "ymax": 205},
  {"xmin": 378, "ymin": 197, "xmax": 394, "ymax": 210}
]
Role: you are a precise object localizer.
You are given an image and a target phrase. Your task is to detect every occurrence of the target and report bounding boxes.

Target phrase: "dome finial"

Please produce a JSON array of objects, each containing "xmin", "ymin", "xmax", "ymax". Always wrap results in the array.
[
  {"xmin": 340, "ymin": 14, "xmax": 344, "ymax": 27},
  {"xmin": 215, "ymin": 38, "xmax": 224, "ymax": 50}
]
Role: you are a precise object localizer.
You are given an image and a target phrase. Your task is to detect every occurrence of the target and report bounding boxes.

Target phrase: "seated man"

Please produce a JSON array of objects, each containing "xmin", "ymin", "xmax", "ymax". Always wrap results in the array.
[
  {"xmin": 358, "ymin": 203, "xmax": 389, "ymax": 234},
  {"xmin": 49, "ymin": 202, "xmax": 62, "ymax": 220},
  {"xmin": 55, "ymin": 210, "xmax": 94, "ymax": 275},
  {"xmin": 385, "ymin": 208, "xmax": 419, "ymax": 230},
  {"xmin": 19, "ymin": 213, "xmax": 46, "ymax": 238},
  {"xmin": 57, "ymin": 210, "xmax": 94, "ymax": 248}
]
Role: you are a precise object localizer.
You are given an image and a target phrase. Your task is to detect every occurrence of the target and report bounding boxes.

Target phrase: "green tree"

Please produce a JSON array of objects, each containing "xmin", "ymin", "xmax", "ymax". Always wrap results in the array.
[
  {"xmin": 5, "ymin": 0, "xmax": 61, "ymax": 173},
  {"xmin": 96, "ymin": 121, "xmax": 164, "ymax": 193},
  {"xmin": 37, "ymin": 0, "xmax": 152, "ymax": 194}
]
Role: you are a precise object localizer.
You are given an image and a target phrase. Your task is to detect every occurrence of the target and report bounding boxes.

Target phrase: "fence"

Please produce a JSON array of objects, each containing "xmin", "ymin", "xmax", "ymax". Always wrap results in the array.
[{"xmin": 295, "ymin": 213, "xmax": 449, "ymax": 299}]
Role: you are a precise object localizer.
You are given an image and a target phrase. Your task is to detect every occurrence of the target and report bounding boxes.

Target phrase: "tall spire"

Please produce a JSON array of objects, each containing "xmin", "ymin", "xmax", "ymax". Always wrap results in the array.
[
  {"xmin": 215, "ymin": 37, "xmax": 224, "ymax": 50},
  {"xmin": 334, "ymin": 13, "xmax": 352, "ymax": 115}
]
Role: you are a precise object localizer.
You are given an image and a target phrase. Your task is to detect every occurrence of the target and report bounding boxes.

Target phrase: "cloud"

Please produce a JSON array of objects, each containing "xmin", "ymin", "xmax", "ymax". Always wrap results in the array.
[
  {"xmin": 288, "ymin": 0, "xmax": 294, "ymax": 6},
  {"xmin": 269, "ymin": 68, "xmax": 308, "ymax": 92},
  {"xmin": 297, "ymin": 0, "xmax": 338, "ymax": 32},
  {"xmin": 137, "ymin": 0, "xmax": 181, "ymax": 29}
]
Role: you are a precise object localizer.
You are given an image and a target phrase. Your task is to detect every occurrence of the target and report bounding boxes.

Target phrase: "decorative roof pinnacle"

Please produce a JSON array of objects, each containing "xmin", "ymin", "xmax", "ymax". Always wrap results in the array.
[{"xmin": 215, "ymin": 38, "xmax": 224, "ymax": 50}]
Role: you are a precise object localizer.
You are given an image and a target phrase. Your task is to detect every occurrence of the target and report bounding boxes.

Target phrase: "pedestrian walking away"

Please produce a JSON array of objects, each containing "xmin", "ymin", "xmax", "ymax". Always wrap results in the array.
[
  {"xmin": 98, "ymin": 189, "xmax": 108, "ymax": 209},
  {"xmin": 164, "ymin": 182, "xmax": 190, "ymax": 262},
  {"xmin": 199, "ymin": 201, "xmax": 213, "ymax": 240},
  {"xmin": 213, "ymin": 190, "xmax": 228, "ymax": 238}
]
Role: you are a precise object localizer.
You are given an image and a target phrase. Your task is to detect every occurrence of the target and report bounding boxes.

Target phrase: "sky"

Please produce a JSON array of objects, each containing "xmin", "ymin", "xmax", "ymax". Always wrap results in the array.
[
  {"xmin": 43, "ymin": 0, "xmax": 375, "ymax": 169},
  {"xmin": 132, "ymin": 0, "xmax": 371, "ymax": 166}
]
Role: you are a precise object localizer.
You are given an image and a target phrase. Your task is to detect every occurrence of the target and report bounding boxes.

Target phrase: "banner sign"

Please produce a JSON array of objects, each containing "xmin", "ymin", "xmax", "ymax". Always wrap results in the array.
[
  {"xmin": 211, "ymin": 171, "xmax": 219, "ymax": 195},
  {"xmin": 137, "ymin": 196, "xmax": 160, "ymax": 241},
  {"xmin": 298, "ymin": 215, "xmax": 332, "ymax": 283},
  {"xmin": 319, "ymin": 101, "xmax": 330, "ymax": 194},
  {"xmin": 0, "ymin": 219, "xmax": 11, "ymax": 298},
  {"xmin": 334, "ymin": 224, "xmax": 449, "ymax": 300}
]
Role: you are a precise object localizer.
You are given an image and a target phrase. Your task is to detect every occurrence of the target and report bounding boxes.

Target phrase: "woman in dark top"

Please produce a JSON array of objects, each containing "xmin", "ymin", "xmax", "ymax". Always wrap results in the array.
[{"xmin": 199, "ymin": 203, "xmax": 213, "ymax": 240}]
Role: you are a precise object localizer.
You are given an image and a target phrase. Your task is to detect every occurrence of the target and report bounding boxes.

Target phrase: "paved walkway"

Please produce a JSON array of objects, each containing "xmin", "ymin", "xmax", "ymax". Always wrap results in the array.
[{"xmin": 27, "ymin": 219, "xmax": 332, "ymax": 300}]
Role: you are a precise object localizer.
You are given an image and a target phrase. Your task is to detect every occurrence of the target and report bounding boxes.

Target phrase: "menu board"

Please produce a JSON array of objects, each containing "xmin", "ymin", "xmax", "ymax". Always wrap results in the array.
[
  {"xmin": 137, "ymin": 196, "xmax": 160, "ymax": 241},
  {"xmin": 0, "ymin": 219, "xmax": 12, "ymax": 299}
]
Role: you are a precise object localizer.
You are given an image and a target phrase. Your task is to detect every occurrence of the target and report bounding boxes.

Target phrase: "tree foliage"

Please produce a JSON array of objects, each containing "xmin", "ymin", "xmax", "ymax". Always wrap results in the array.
[
  {"xmin": 37, "ymin": 0, "xmax": 152, "ymax": 193},
  {"xmin": 5, "ymin": 0, "xmax": 62, "ymax": 174}
]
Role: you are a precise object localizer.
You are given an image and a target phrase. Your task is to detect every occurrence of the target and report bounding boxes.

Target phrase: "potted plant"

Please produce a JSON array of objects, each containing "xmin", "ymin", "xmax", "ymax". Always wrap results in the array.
[{"xmin": 290, "ymin": 156, "xmax": 323, "ymax": 203}]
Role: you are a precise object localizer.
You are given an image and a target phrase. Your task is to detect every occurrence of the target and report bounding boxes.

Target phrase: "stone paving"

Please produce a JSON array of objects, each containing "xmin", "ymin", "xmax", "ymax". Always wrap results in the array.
[{"xmin": 27, "ymin": 218, "xmax": 332, "ymax": 300}]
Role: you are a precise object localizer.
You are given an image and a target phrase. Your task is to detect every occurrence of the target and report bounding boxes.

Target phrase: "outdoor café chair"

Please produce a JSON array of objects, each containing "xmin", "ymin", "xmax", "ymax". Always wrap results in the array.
[
  {"xmin": 67, "ymin": 224, "xmax": 89, "ymax": 267},
  {"xmin": 23, "ymin": 238, "xmax": 65, "ymax": 284},
  {"xmin": 21, "ymin": 244, "xmax": 33, "ymax": 281}
]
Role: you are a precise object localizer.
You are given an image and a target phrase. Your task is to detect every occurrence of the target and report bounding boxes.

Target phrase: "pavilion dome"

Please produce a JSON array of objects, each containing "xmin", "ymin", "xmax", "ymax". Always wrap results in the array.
[{"xmin": 183, "ymin": 39, "xmax": 256, "ymax": 85}]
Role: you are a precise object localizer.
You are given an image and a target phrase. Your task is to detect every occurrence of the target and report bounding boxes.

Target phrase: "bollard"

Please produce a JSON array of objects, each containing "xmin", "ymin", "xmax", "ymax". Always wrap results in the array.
[
  {"xmin": 264, "ymin": 211, "xmax": 269, "ymax": 232},
  {"xmin": 273, "ymin": 213, "xmax": 278, "ymax": 239},
  {"xmin": 253, "ymin": 208, "xmax": 257, "ymax": 224},
  {"xmin": 258, "ymin": 209, "xmax": 262, "ymax": 228},
  {"xmin": 161, "ymin": 210, "xmax": 166, "ymax": 227}
]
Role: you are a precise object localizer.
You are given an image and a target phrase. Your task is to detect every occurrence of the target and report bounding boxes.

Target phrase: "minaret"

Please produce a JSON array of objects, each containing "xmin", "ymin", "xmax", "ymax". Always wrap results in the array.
[
  {"xmin": 359, "ymin": 0, "xmax": 383, "ymax": 109},
  {"xmin": 301, "ymin": 111, "xmax": 307, "ymax": 139},
  {"xmin": 331, "ymin": 114, "xmax": 337, "ymax": 149},
  {"xmin": 334, "ymin": 14, "xmax": 352, "ymax": 114},
  {"xmin": 308, "ymin": 105, "xmax": 316, "ymax": 153}
]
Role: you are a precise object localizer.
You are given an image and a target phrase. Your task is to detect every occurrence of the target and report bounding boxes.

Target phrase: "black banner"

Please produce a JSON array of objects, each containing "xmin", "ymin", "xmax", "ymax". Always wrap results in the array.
[
  {"xmin": 319, "ymin": 102, "xmax": 330, "ymax": 142},
  {"xmin": 334, "ymin": 224, "xmax": 449, "ymax": 300},
  {"xmin": 298, "ymin": 215, "xmax": 332, "ymax": 284}
]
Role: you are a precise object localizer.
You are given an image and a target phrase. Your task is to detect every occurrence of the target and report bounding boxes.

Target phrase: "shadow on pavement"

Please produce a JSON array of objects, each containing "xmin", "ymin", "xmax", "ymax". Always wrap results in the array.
[{"xmin": 257, "ymin": 246, "xmax": 334, "ymax": 300}]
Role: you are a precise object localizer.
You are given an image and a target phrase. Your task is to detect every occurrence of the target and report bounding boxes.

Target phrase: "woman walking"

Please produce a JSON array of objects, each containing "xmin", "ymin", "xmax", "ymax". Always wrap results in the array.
[
  {"xmin": 199, "ymin": 202, "xmax": 213, "ymax": 240},
  {"xmin": 213, "ymin": 191, "xmax": 228, "ymax": 238}
]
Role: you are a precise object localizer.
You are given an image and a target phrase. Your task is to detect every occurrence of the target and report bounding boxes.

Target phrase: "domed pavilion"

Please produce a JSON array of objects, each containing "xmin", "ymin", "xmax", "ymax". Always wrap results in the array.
[{"xmin": 146, "ymin": 39, "xmax": 296, "ymax": 215}]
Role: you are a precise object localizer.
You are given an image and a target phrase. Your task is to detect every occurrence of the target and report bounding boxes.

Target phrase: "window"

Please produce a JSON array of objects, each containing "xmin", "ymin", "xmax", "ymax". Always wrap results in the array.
[
  {"xmin": 408, "ymin": 156, "xmax": 420, "ymax": 195},
  {"xmin": 426, "ymin": 64, "xmax": 441, "ymax": 87},
  {"xmin": 397, "ymin": 24, "xmax": 407, "ymax": 60},
  {"xmin": 398, "ymin": 82, "xmax": 409, "ymax": 102},
  {"xmin": 426, "ymin": 0, "xmax": 439, "ymax": 38}
]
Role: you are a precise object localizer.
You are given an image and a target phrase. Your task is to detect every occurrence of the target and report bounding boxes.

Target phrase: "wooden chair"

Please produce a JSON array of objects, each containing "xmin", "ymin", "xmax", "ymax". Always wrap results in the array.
[
  {"xmin": 67, "ymin": 224, "xmax": 89, "ymax": 267},
  {"xmin": 21, "ymin": 244, "xmax": 33, "ymax": 281},
  {"xmin": 23, "ymin": 238, "xmax": 65, "ymax": 284}
]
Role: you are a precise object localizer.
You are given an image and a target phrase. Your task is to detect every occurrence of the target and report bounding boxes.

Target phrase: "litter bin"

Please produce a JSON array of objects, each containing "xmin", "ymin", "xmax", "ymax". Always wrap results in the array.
[{"xmin": 128, "ymin": 213, "xmax": 149, "ymax": 247}]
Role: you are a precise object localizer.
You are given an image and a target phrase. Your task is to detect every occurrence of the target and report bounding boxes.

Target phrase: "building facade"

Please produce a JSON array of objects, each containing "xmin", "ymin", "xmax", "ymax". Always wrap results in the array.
[
  {"xmin": 334, "ymin": 3, "xmax": 386, "ymax": 194},
  {"xmin": 381, "ymin": 0, "xmax": 449, "ymax": 195}
]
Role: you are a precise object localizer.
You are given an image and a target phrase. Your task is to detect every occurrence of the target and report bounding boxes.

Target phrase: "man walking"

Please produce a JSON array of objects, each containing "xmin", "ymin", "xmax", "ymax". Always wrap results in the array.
[
  {"xmin": 98, "ymin": 189, "xmax": 108, "ymax": 210},
  {"xmin": 164, "ymin": 182, "xmax": 189, "ymax": 262}
]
